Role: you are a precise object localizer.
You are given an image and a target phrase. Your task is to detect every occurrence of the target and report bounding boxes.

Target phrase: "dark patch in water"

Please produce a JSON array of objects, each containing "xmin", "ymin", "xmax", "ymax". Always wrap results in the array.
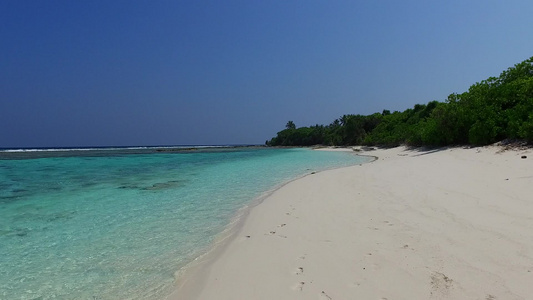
[
  {"xmin": 0, "ymin": 188, "xmax": 30, "ymax": 203},
  {"xmin": 3, "ymin": 228, "xmax": 31, "ymax": 237},
  {"xmin": 36, "ymin": 166, "xmax": 57, "ymax": 172},
  {"xmin": 118, "ymin": 184, "xmax": 140, "ymax": 190},
  {"xmin": 46, "ymin": 211, "xmax": 76, "ymax": 222},
  {"xmin": 0, "ymin": 195, "xmax": 22, "ymax": 204},
  {"xmin": 142, "ymin": 180, "xmax": 185, "ymax": 191},
  {"xmin": 47, "ymin": 186, "xmax": 62, "ymax": 191},
  {"xmin": 80, "ymin": 182, "xmax": 98, "ymax": 188}
]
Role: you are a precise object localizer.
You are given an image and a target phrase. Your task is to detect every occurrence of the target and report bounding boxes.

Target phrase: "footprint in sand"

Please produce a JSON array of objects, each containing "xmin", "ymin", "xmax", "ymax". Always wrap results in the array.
[
  {"xmin": 295, "ymin": 267, "xmax": 304, "ymax": 275},
  {"xmin": 430, "ymin": 271, "xmax": 453, "ymax": 297},
  {"xmin": 265, "ymin": 230, "xmax": 287, "ymax": 238},
  {"xmin": 264, "ymin": 224, "xmax": 288, "ymax": 237},
  {"xmin": 292, "ymin": 281, "xmax": 305, "ymax": 292},
  {"xmin": 320, "ymin": 291, "xmax": 333, "ymax": 299}
]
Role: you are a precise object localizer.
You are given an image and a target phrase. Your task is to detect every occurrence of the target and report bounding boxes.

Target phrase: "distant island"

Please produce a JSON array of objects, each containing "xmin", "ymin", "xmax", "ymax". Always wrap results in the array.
[{"xmin": 267, "ymin": 56, "xmax": 533, "ymax": 147}]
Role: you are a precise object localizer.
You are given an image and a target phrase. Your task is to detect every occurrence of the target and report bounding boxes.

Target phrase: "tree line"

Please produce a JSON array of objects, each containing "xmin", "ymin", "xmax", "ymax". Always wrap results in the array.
[{"xmin": 266, "ymin": 56, "xmax": 533, "ymax": 147}]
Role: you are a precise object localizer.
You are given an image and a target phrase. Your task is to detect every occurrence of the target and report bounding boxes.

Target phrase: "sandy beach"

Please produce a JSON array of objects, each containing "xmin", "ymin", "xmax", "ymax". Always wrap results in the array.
[{"xmin": 168, "ymin": 145, "xmax": 533, "ymax": 300}]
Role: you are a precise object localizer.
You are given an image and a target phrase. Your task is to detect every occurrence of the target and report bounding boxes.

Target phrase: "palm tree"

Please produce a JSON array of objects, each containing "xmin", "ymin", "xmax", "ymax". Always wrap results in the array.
[{"xmin": 286, "ymin": 121, "xmax": 296, "ymax": 130}]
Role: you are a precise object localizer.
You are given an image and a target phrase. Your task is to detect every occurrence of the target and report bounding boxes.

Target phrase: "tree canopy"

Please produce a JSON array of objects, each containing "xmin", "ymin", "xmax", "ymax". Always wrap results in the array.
[{"xmin": 266, "ymin": 56, "xmax": 533, "ymax": 147}]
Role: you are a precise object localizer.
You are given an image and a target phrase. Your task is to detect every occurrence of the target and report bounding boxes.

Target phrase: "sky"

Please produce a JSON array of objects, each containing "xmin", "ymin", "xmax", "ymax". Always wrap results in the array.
[{"xmin": 1, "ymin": 1, "xmax": 532, "ymax": 148}]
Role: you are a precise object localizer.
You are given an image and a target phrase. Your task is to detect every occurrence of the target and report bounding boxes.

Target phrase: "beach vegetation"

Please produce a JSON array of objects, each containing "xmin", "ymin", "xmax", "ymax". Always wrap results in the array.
[
  {"xmin": 267, "ymin": 56, "xmax": 533, "ymax": 147},
  {"xmin": 286, "ymin": 121, "xmax": 296, "ymax": 130}
]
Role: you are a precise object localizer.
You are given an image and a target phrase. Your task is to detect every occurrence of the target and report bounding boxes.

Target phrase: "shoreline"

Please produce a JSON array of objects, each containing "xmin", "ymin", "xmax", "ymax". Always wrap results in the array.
[
  {"xmin": 166, "ymin": 147, "xmax": 373, "ymax": 299},
  {"xmin": 167, "ymin": 145, "xmax": 533, "ymax": 299}
]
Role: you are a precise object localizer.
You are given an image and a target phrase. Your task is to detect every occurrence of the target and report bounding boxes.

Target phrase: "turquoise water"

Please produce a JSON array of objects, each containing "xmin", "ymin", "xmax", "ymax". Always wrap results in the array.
[{"xmin": 0, "ymin": 147, "xmax": 370, "ymax": 299}]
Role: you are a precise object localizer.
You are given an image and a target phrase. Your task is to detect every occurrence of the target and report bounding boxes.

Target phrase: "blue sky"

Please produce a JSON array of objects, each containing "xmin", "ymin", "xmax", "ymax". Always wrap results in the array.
[{"xmin": 1, "ymin": 1, "xmax": 532, "ymax": 147}]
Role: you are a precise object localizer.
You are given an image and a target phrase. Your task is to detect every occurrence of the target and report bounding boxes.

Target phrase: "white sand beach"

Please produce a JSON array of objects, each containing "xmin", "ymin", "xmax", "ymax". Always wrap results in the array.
[{"xmin": 168, "ymin": 145, "xmax": 533, "ymax": 300}]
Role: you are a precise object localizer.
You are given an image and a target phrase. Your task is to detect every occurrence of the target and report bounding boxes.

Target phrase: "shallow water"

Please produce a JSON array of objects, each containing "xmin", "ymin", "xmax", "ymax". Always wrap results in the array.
[{"xmin": 0, "ymin": 147, "xmax": 371, "ymax": 299}]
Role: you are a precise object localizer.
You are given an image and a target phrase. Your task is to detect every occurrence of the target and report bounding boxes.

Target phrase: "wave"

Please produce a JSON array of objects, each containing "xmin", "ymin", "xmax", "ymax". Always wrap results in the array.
[
  {"xmin": 0, "ymin": 145, "xmax": 258, "ymax": 156},
  {"xmin": 0, "ymin": 145, "xmax": 260, "ymax": 154}
]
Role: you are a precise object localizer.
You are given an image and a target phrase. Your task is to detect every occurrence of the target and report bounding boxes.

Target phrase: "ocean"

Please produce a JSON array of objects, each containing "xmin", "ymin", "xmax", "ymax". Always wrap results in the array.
[{"xmin": 0, "ymin": 146, "xmax": 371, "ymax": 299}]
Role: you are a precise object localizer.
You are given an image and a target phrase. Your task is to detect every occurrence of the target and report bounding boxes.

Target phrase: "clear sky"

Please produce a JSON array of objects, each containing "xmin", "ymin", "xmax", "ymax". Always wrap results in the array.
[{"xmin": 1, "ymin": 1, "xmax": 532, "ymax": 148}]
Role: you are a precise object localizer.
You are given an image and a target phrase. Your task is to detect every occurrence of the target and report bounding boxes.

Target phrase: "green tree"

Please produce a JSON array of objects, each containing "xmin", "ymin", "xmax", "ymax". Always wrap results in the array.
[
  {"xmin": 267, "ymin": 56, "xmax": 533, "ymax": 147},
  {"xmin": 286, "ymin": 121, "xmax": 296, "ymax": 130}
]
